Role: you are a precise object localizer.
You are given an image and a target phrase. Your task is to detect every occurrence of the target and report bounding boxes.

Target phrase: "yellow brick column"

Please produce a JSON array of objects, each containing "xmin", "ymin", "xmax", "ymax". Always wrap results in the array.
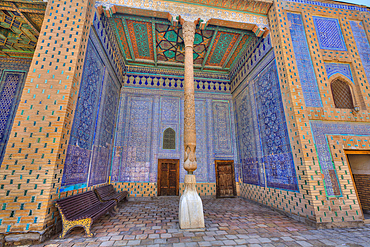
[
  {"xmin": 268, "ymin": 0, "xmax": 319, "ymax": 222},
  {"xmin": 0, "ymin": 0, "xmax": 96, "ymax": 234}
]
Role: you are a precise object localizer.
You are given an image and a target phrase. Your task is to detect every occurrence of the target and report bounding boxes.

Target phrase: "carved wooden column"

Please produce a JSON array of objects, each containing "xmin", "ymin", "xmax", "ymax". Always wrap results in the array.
[
  {"xmin": 183, "ymin": 21, "xmax": 197, "ymax": 174},
  {"xmin": 179, "ymin": 21, "xmax": 205, "ymax": 229}
]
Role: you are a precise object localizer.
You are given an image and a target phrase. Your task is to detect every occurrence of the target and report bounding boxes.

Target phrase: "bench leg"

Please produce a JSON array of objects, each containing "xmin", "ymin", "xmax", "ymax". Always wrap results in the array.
[
  {"xmin": 59, "ymin": 220, "xmax": 74, "ymax": 239},
  {"xmin": 82, "ymin": 220, "xmax": 94, "ymax": 238},
  {"xmin": 109, "ymin": 208, "xmax": 116, "ymax": 217},
  {"xmin": 59, "ymin": 218, "xmax": 93, "ymax": 238}
]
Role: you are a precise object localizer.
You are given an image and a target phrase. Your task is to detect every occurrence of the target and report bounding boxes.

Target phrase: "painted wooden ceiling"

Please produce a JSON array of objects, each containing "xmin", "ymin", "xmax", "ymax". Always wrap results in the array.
[
  {"xmin": 0, "ymin": 0, "xmax": 46, "ymax": 59},
  {"xmin": 111, "ymin": 15, "xmax": 255, "ymax": 73}
]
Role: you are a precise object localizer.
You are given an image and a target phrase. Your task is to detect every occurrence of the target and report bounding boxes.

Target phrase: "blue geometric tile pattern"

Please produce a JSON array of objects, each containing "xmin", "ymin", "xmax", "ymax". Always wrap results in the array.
[
  {"xmin": 312, "ymin": 16, "xmax": 346, "ymax": 51},
  {"xmin": 115, "ymin": 97, "xmax": 153, "ymax": 182},
  {"xmin": 285, "ymin": 0, "xmax": 370, "ymax": 13},
  {"xmin": 62, "ymin": 40, "xmax": 105, "ymax": 186},
  {"xmin": 234, "ymin": 58, "xmax": 298, "ymax": 191},
  {"xmin": 89, "ymin": 73, "xmax": 120, "ymax": 186},
  {"xmin": 111, "ymin": 91, "xmax": 237, "ymax": 184},
  {"xmin": 287, "ymin": 13, "xmax": 323, "ymax": 107},
  {"xmin": 212, "ymin": 101, "xmax": 233, "ymax": 155},
  {"xmin": 194, "ymin": 100, "xmax": 208, "ymax": 182},
  {"xmin": 256, "ymin": 61, "xmax": 298, "ymax": 191},
  {"xmin": 93, "ymin": 13, "xmax": 126, "ymax": 82},
  {"xmin": 0, "ymin": 70, "xmax": 27, "ymax": 165},
  {"xmin": 324, "ymin": 62, "xmax": 353, "ymax": 83},
  {"xmin": 235, "ymin": 77, "xmax": 265, "ymax": 187},
  {"xmin": 310, "ymin": 121, "xmax": 370, "ymax": 197},
  {"xmin": 350, "ymin": 21, "xmax": 370, "ymax": 87}
]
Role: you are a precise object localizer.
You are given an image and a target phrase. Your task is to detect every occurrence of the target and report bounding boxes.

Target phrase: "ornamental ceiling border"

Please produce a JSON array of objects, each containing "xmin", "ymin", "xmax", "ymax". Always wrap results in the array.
[
  {"xmin": 95, "ymin": 0, "xmax": 270, "ymax": 30},
  {"xmin": 282, "ymin": 0, "xmax": 370, "ymax": 13}
]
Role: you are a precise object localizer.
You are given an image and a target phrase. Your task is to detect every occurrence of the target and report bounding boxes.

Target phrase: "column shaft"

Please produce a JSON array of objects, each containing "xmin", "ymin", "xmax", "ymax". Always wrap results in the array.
[{"xmin": 182, "ymin": 21, "xmax": 197, "ymax": 173}]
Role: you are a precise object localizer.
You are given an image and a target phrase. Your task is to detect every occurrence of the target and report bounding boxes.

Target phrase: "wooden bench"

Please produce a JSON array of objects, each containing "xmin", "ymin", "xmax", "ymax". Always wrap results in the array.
[
  {"xmin": 55, "ymin": 190, "xmax": 116, "ymax": 238},
  {"xmin": 94, "ymin": 184, "xmax": 128, "ymax": 204}
]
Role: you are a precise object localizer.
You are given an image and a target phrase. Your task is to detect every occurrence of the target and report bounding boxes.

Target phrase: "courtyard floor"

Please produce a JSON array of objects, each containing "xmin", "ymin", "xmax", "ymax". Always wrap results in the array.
[{"xmin": 37, "ymin": 197, "xmax": 370, "ymax": 247}]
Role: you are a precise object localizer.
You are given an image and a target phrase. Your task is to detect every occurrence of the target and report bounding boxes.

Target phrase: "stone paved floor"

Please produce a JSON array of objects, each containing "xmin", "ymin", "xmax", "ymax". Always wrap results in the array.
[{"xmin": 36, "ymin": 197, "xmax": 370, "ymax": 247}]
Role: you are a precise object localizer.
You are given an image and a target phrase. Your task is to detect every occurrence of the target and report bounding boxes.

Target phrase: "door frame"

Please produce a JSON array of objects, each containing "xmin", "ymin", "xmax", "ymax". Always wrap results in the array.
[
  {"xmin": 344, "ymin": 150, "xmax": 370, "ymax": 219},
  {"xmin": 215, "ymin": 160, "xmax": 236, "ymax": 198},
  {"xmin": 157, "ymin": 159, "xmax": 179, "ymax": 196}
]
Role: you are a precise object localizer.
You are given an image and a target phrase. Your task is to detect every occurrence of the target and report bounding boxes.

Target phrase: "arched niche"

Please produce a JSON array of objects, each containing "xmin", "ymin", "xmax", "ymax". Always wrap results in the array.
[
  {"xmin": 330, "ymin": 74, "xmax": 356, "ymax": 109},
  {"xmin": 163, "ymin": 128, "xmax": 176, "ymax": 150}
]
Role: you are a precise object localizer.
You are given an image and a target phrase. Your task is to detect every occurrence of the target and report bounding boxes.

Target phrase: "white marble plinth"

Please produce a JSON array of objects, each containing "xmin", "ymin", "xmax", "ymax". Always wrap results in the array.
[{"xmin": 179, "ymin": 174, "xmax": 205, "ymax": 229}]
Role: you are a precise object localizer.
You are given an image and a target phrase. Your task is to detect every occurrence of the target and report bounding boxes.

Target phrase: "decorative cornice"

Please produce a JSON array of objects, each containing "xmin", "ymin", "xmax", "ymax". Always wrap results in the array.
[
  {"xmin": 95, "ymin": 0, "xmax": 269, "ymax": 29},
  {"xmin": 282, "ymin": 0, "xmax": 370, "ymax": 13}
]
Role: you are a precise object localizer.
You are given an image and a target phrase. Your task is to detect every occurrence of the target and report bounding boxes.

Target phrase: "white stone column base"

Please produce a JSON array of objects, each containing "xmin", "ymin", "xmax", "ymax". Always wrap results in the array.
[{"xmin": 179, "ymin": 174, "xmax": 205, "ymax": 229}]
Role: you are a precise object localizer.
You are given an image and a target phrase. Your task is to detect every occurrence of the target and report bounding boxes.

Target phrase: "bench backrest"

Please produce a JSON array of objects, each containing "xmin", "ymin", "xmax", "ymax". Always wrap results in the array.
[
  {"xmin": 55, "ymin": 191, "xmax": 100, "ymax": 220},
  {"xmin": 95, "ymin": 184, "xmax": 115, "ymax": 197}
]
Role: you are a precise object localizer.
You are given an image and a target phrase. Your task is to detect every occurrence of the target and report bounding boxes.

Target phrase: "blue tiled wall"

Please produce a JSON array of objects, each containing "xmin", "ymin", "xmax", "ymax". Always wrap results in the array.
[
  {"xmin": 61, "ymin": 30, "xmax": 121, "ymax": 190},
  {"xmin": 233, "ymin": 36, "xmax": 298, "ymax": 192},
  {"xmin": 287, "ymin": 12, "xmax": 322, "ymax": 107},
  {"xmin": 111, "ymin": 89, "xmax": 238, "ymax": 184},
  {"xmin": 350, "ymin": 21, "xmax": 370, "ymax": 87}
]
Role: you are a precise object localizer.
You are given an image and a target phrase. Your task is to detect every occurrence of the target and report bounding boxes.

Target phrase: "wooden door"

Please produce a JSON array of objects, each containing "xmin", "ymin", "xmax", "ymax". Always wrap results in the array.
[
  {"xmin": 215, "ymin": 160, "xmax": 236, "ymax": 198},
  {"xmin": 158, "ymin": 159, "xmax": 179, "ymax": 196}
]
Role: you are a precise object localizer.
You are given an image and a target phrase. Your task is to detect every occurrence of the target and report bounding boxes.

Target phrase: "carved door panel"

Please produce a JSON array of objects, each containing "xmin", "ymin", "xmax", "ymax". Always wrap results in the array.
[
  {"xmin": 158, "ymin": 159, "xmax": 179, "ymax": 196},
  {"xmin": 215, "ymin": 160, "xmax": 236, "ymax": 198}
]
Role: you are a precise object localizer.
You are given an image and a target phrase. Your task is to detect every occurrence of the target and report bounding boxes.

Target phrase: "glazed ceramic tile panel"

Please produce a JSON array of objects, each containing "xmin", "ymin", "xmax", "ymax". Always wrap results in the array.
[
  {"xmin": 0, "ymin": 68, "xmax": 28, "ymax": 165},
  {"xmin": 61, "ymin": 40, "xmax": 105, "ymax": 186},
  {"xmin": 212, "ymin": 101, "xmax": 233, "ymax": 156},
  {"xmin": 350, "ymin": 21, "xmax": 370, "ymax": 86},
  {"xmin": 324, "ymin": 63, "xmax": 353, "ymax": 83},
  {"xmin": 234, "ymin": 57, "xmax": 298, "ymax": 191},
  {"xmin": 61, "ymin": 31, "xmax": 121, "ymax": 188},
  {"xmin": 114, "ymin": 96, "xmax": 153, "ymax": 182},
  {"xmin": 235, "ymin": 80, "xmax": 265, "ymax": 187},
  {"xmin": 194, "ymin": 100, "xmax": 208, "ymax": 182},
  {"xmin": 88, "ymin": 73, "xmax": 120, "ymax": 186},
  {"xmin": 287, "ymin": 12, "xmax": 322, "ymax": 107},
  {"xmin": 93, "ymin": 13, "xmax": 126, "ymax": 82},
  {"xmin": 159, "ymin": 97, "xmax": 180, "ymax": 154},
  {"xmin": 310, "ymin": 121, "xmax": 370, "ymax": 197},
  {"xmin": 112, "ymin": 90, "xmax": 237, "ymax": 185},
  {"xmin": 257, "ymin": 61, "xmax": 298, "ymax": 190},
  {"xmin": 312, "ymin": 16, "xmax": 346, "ymax": 51}
]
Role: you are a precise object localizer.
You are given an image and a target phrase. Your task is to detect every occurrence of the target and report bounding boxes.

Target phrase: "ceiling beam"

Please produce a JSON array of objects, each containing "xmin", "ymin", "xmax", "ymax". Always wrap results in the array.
[
  {"xmin": 0, "ymin": 49, "xmax": 10, "ymax": 57},
  {"xmin": 121, "ymin": 17, "xmax": 135, "ymax": 61},
  {"xmin": 11, "ymin": 3, "xmax": 39, "ymax": 36},
  {"xmin": 228, "ymin": 35, "xmax": 253, "ymax": 70},
  {"xmin": 0, "ymin": 6, "xmax": 45, "ymax": 14},
  {"xmin": 152, "ymin": 18, "xmax": 157, "ymax": 67},
  {"xmin": 222, "ymin": 33, "xmax": 243, "ymax": 69},
  {"xmin": 201, "ymin": 28, "xmax": 218, "ymax": 71}
]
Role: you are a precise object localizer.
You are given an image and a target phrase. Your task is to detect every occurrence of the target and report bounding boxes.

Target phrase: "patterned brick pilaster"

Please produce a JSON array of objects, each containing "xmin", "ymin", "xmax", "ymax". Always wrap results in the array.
[{"xmin": 0, "ymin": 0, "xmax": 96, "ymax": 233}]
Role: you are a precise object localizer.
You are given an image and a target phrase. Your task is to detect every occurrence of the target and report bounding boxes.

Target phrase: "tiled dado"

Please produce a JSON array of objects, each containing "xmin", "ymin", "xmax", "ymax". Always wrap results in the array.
[
  {"xmin": 111, "ymin": 182, "xmax": 240, "ymax": 197},
  {"xmin": 240, "ymin": 183, "xmax": 316, "ymax": 222},
  {"xmin": 179, "ymin": 183, "xmax": 217, "ymax": 197},
  {"xmin": 112, "ymin": 182, "xmax": 157, "ymax": 197}
]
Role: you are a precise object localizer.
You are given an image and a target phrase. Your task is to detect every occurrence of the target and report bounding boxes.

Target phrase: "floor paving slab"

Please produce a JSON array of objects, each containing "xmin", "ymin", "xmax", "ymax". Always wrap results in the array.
[{"xmin": 37, "ymin": 197, "xmax": 370, "ymax": 247}]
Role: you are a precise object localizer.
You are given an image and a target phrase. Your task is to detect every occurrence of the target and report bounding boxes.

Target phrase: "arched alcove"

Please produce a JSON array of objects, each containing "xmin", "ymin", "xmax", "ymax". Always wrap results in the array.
[
  {"xmin": 331, "ymin": 78, "xmax": 355, "ymax": 109},
  {"xmin": 163, "ymin": 128, "xmax": 176, "ymax": 149}
]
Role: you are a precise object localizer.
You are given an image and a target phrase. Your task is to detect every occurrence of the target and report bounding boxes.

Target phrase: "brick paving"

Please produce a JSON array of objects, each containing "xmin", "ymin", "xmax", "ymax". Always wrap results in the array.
[{"xmin": 36, "ymin": 197, "xmax": 370, "ymax": 247}]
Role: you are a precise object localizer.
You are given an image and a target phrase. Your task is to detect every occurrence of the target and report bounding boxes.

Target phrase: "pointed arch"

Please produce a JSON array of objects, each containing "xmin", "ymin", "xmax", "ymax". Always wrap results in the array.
[
  {"xmin": 163, "ymin": 128, "xmax": 176, "ymax": 149},
  {"xmin": 329, "ymin": 73, "xmax": 356, "ymax": 109}
]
